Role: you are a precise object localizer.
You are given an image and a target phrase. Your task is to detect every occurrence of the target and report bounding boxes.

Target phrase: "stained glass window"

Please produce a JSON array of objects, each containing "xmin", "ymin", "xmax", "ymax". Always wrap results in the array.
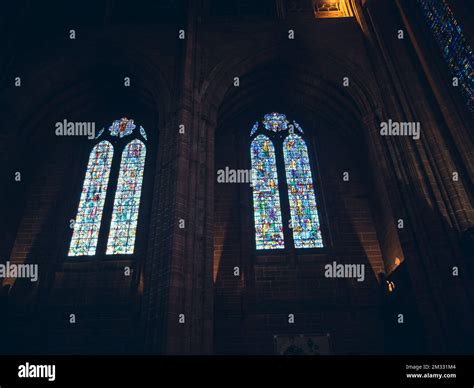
[
  {"xmin": 250, "ymin": 121, "xmax": 259, "ymax": 136},
  {"xmin": 250, "ymin": 113, "xmax": 325, "ymax": 250},
  {"xmin": 283, "ymin": 134, "xmax": 323, "ymax": 248},
  {"xmin": 293, "ymin": 121, "xmax": 304, "ymax": 134},
  {"xmin": 139, "ymin": 126, "xmax": 148, "ymax": 141},
  {"xmin": 418, "ymin": 0, "xmax": 474, "ymax": 112},
  {"xmin": 106, "ymin": 139, "xmax": 146, "ymax": 255},
  {"xmin": 95, "ymin": 127, "xmax": 104, "ymax": 139},
  {"xmin": 251, "ymin": 135, "xmax": 285, "ymax": 249},
  {"xmin": 262, "ymin": 112, "xmax": 289, "ymax": 132},
  {"xmin": 68, "ymin": 141, "xmax": 114, "ymax": 256},
  {"xmin": 108, "ymin": 117, "xmax": 136, "ymax": 138}
]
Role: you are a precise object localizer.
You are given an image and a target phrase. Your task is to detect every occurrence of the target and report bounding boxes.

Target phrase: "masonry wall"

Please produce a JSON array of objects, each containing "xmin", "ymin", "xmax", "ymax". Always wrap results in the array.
[{"xmin": 214, "ymin": 109, "xmax": 386, "ymax": 355}]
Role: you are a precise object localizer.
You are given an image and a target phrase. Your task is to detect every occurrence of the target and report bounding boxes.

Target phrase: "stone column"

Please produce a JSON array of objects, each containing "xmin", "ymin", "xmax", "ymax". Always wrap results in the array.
[{"xmin": 143, "ymin": 0, "xmax": 214, "ymax": 354}]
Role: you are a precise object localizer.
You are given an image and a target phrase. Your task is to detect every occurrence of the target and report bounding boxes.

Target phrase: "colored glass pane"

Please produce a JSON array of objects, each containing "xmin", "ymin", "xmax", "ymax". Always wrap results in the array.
[
  {"xmin": 106, "ymin": 139, "xmax": 146, "ymax": 254},
  {"xmin": 283, "ymin": 134, "xmax": 323, "ymax": 248},
  {"xmin": 251, "ymin": 135, "xmax": 285, "ymax": 249},
  {"xmin": 418, "ymin": 0, "xmax": 474, "ymax": 112},
  {"xmin": 68, "ymin": 141, "xmax": 113, "ymax": 256}
]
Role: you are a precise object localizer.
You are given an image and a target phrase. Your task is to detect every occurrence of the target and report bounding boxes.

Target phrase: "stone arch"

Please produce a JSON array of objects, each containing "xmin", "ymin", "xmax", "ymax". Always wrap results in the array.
[
  {"xmin": 5, "ymin": 39, "xmax": 172, "ymax": 141},
  {"xmin": 200, "ymin": 44, "xmax": 382, "ymax": 133}
]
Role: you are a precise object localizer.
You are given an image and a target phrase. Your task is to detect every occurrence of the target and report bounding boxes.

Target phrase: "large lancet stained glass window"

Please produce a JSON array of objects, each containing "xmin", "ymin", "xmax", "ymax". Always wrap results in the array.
[
  {"xmin": 250, "ymin": 113, "xmax": 324, "ymax": 250},
  {"xmin": 106, "ymin": 139, "xmax": 146, "ymax": 255},
  {"xmin": 68, "ymin": 118, "xmax": 148, "ymax": 257},
  {"xmin": 251, "ymin": 135, "xmax": 285, "ymax": 250},
  {"xmin": 68, "ymin": 141, "xmax": 114, "ymax": 256},
  {"xmin": 283, "ymin": 134, "xmax": 323, "ymax": 248},
  {"xmin": 418, "ymin": 0, "xmax": 474, "ymax": 112}
]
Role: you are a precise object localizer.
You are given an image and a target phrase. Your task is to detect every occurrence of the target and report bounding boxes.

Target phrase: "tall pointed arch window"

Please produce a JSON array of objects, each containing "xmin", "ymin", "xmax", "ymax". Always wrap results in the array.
[
  {"xmin": 251, "ymin": 135, "xmax": 285, "ymax": 249},
  {"xmin": 283, "ymin": 134, "xmax": 323, "ymax": 248},
  {"xmin": 68, "ymin": 141, "xmax": 113, "ymax": 256},
  {"xmin": 106, "ymin": 139, "xmax": 146, "ymax": 254},
  {"xmin": 68, "ymin": 118, "xmax": 149, "ymax": 257},
  {"xmin": 250, "ymin": 113, "xmax": 324, "ymax": 250}
]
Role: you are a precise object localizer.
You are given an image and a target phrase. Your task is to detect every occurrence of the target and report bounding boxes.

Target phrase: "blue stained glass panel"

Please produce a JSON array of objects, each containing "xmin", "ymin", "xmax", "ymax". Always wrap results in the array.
[
  {"xmin": 283, "ymin": 134, "xmax": 323, "ymax": 248},
  {"xmin": 262, "ymin": 113, "xmax": 289, "ymax": 132},
  {"xmin": 251, "ymin": 135, "xmax": 285, "ymax": 249},
  {"xmin": 139, "ymin": 126, "xmax": 148, "ymax": 141},
  {"xmin": 250, "ymin": 121, "xmax": 259, "ymax": 136},
  {"xmin": 418, "ymin": 0, "xmax": 474, "ymax": 112},
  {"xmin": 106, "ymin": 139, "xmax": 146, "ymax": 254},
  {"xmin": 68, "ymin": 141, "xmax": 114, "ymax": 256}
]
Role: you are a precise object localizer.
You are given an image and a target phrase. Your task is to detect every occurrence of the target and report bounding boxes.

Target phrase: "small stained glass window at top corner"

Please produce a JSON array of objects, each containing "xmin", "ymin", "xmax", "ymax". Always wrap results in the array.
[
  {"xmin": 283, "ymin": 133, "xmax": 324, "ymax": 248},
  {"xmin": 251, "ymin": 134, "xmax": 285, "ymax": 250},
  {"xmin": 68, "ymin": 140, "xmax": 114, "ymax": 256},
  {"xmin": 106, "ymin": 139, "xmax": 146, "ymax": 255},
  {"xmin": 108, "ymin": 117, "xmax": 137, "ymax": 138},
  {"xmin": 417, "ymin": 0, "xmax": 474, "ymax": 113}
]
